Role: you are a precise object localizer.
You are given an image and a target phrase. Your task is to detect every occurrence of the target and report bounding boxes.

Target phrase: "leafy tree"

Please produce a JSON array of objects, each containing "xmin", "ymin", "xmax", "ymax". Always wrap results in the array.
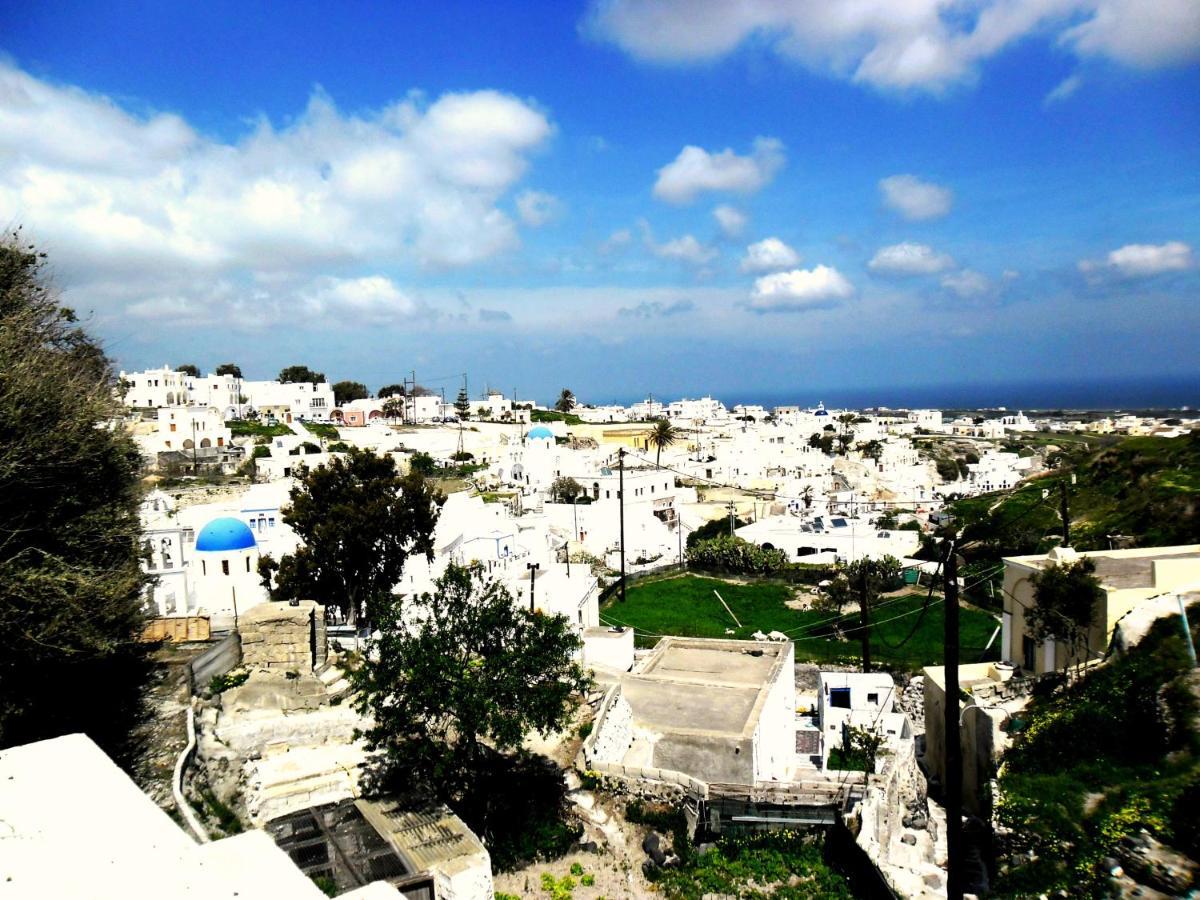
[
  {"xmin": 352, "ymin": 562, "xmax": 590, "ymax": 827},
  {"xmin": 800, "ymin": 485, "xmax": 814, "ymax": 510},
  {"xmin": 382, "ymin": 397, "xmax": 405, "ymax": 421},
  {"xmin": 550, "ymin": 476, "xmax": 582, "ymax": 504},
  {"xmin": 848, "ymin": 724, "xmax": 887, "ymax": 782},
  {"xmin": 378, "ymin": 383, "xmax": 406, "ymax": 398},
  {"xmin": 175, "ymin": 363, "xmax": 200, "ymax": 377},
  {"xmin": 214, "ymin": 362, "xmax": 242, "ymax": 378},
  {"xmin": 935, "ymin": 457, "xmax": 961, "ymax": 481},
  {"xmin": 0, "ymin": 232, "xmax": 150, "ymax": 757},
  {"xmin": 858, "ymin": 439, "xmax": 884, "ymax": 462},
  {"xmin": 687, "ymin": 514, "xmax": 748, "ymax": 548},
  {"xmin": 454, "ymin": 385, "xmax": 471, "ymax": 420},
  {"xmin": 1027, "ymin": 558, "xmax": 1103, "ymax": 673},
  {"xmin": 554, "ymin": 388, "xmax": 575, "ymax": 413},
  {"xmin": 258, "ymin": 448, "xmax": 442, "ymax": 626},
  {"xmin": 332, "ymin": 380, "xmax": 368, "ymax": 407},
  {"xmin": 648, "ymin": 418, "xmax": 679, "ymax": 466},
  {"xmin": 817, "ymin": 556, "xmax": 902, "ymax": 670},
  {"xmin": 408, "ymin": 451, "xmax": 437, "ymax": 477},
  {"xmin": 278, "ymin": 365, "xmax": 326, "ymax": 384}
]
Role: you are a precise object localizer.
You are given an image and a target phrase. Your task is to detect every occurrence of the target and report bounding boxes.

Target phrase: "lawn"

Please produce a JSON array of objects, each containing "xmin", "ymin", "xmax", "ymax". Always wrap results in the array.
[
  {"xmin": 228, "ymin": 420, "xmax": 292, "ymax": 439},
  {"xmin": 600, "ymin": 574, "xmax": 999, "ymax": 671}
]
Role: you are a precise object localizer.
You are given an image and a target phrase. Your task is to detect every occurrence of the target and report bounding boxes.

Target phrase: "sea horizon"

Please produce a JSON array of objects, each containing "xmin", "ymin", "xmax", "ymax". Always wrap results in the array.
[{"xmin": 582, "ymin": 374, "xmax": 1200, "ymax": 414}]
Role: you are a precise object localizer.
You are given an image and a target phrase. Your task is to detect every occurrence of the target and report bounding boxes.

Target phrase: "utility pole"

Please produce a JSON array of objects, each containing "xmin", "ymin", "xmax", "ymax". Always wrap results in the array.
[
  {"xmin": 727, "ymin": 499, "xmax": 737, "ymax": 536},
  {"xmin": 943, "ymin": 536, "xmax": 965, "ymax": 900},
  {"xmin": 859, "ymin": 563, "xmax": 871, "ymax": 673},
  {"xmin": 527, "ymin": 562, "xmax": 539, "ymax": 613},
  {"xmin": 1059, "ymin": 479, "xmax": 1071, "ymax": 547},
  {"xmin": 618, "ymin": 448, "xmax": 627, "ymax": 603}
]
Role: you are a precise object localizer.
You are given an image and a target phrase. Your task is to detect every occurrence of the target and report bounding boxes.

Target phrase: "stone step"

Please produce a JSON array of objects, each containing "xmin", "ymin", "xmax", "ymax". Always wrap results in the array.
[
  {"xmin": 326, "ymin": 677, "xmax": 353, "ymax": 701},
  {"xmin": 318, "ymin": 664, "xmax": 344, "ymax": 686}
]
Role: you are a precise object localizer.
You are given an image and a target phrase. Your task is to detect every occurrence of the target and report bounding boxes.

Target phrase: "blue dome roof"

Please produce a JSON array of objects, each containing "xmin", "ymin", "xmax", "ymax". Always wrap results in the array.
[
  {"xmin": 527, "ymin": 426, "xmax": 554, "ymax": 440},
  {"xmin": 196, "ymin": 517, "xmax": 257, "ymax": 552}
]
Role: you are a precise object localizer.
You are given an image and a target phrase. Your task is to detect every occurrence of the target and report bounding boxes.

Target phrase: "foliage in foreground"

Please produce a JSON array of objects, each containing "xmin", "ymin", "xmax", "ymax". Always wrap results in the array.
[
  {"xmin": 650, "ymin": 829, "xmax": 853, "ymax": 900},
  {"xmin": 258, "ymin": 447, "xmax": 442, "ymax": 625},
  {"xmin": 353, "ymin": 563, "xmax": 590, "ymax": 862},
  {"xmin": 0, "ymin": 232, "xmax": 152, "ymax": 758},
  {"xmin": 993, "ymin": 605, "xmax": 1200, "ymax": 897}
]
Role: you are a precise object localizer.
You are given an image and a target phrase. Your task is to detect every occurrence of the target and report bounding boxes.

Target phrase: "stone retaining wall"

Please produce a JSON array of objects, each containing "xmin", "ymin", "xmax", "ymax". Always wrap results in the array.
[{"xmin": 238, "ymin": 600, "xmax": 326, "ymax": 671}]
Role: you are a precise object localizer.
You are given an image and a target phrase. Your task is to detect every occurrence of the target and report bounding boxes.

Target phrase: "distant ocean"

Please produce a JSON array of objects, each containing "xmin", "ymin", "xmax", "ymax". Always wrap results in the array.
[{"xmin": 597, "ymin": 375, "xmax": 1200, "ymax": 413}]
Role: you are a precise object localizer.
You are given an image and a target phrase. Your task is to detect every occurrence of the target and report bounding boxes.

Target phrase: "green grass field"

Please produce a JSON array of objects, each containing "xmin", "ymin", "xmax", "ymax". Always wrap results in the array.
[{"xmin": 600, "ymin": 574, "xmax": 999, "ymax": 671}]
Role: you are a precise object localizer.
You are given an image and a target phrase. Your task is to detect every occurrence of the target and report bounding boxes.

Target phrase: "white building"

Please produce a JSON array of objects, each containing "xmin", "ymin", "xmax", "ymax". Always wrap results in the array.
[
  {"xmin": 816, "ymin": 671, "xmax": 909, "ymax": 771},
  {"xmin": 908, "ymin": 409, "xmax": 943, "ymax": 430},
  {"xmin": 628, "ymin": 397, "xmax": 666, "ymax": 421},
  {"xmin": 187, "ymin": 373, "xmax": 244, "ymax": 419},
  {"xmin": 736, "ymin": 514, "xmax": 921, "ymax": 565},
  {"xmin": 120, "ymin": 365, "xmax": 191, "ymax": 408},
  {"xmin": 667, "ymin": 396, "xmax": 726, "ymax": 422},
  {"xmin": 145, "ymin": 406, "xmax": 231, "ymax": 455},
  {"xmin": 242, "ymin": 380, "xmax": 336, "ymax": 423}
]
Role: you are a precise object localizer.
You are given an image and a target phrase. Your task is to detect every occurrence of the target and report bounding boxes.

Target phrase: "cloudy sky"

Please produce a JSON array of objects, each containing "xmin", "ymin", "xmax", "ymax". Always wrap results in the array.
[{"xmin": 2, "ymin": 0, "xmax": 1198, "ymax": 404}]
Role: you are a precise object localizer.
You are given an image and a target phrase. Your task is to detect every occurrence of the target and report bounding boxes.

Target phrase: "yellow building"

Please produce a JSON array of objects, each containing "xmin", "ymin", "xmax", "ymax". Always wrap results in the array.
[{"xmin": 1001, "ymin": 544, "xmax": 1200, "ymax": 674}]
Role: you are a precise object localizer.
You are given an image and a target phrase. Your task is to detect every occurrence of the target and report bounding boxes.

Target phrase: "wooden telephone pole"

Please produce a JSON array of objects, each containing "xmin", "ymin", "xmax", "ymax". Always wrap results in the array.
[{"xmin": 943, "ymin": 536, "xmax": 965, "ymax": 900}]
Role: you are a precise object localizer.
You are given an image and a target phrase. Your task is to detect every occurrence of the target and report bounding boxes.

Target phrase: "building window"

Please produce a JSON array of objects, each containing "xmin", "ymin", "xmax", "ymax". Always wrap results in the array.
[
  {"xmin": 245, "ymin": 557, "xmax": 251, "ymax": 573},
  {"xmin": 830, "ymin": 687, "xmax": 851, "ymax": 709},
  {"xmin": 867, "ymin": 692, "xmax": 879, "ymax": 704},
  {"xmin": 221, "ymin": 559, "xmax": 230, "ymax": 576},
  {"xmin": 201, "ymin": 560, "xmax": 206, "ymax": 576}
]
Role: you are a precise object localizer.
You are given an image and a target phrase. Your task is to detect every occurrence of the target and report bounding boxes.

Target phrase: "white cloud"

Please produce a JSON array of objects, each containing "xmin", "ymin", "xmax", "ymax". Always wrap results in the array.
[
  {"xmin": 713, "ymin": 204, "xmax": 748, "ymax": 237},
  {"xmin": 584, "ymin": 0, "xmax": 1200, "ymax": 93},
  {"xmin": 651, "ymin": 233, "xmax": 718, "ymax": 265},
  {"xmin": 941, "ymin": 269, "xmax": 991, "ymax": 297},
  {"xmin": 740, "ymin": 237, "xmax": 801, "ymax": 272},
  {"xmin": 1098, "ymin": 241, "xmax": 1194, "ymax": 276},
  {"xmin": 0, "ymin": 62, "xmax": 555, "ymax": 309},
  {"xmin": 653, "ymin": 137, "xmax": 784, "ymax": 204},
  {"xmin": 516, "ymin": 190, "xmax": 562, "ymax": 226},
  {"xmin": 600, "ymin": 228, "xmax": 633, "ymax": 253},
  {"xmin": 868, "ymin": 242, "xmax": 954, "ymax": 275},
  {"xmin": 747, "ymin": 265, "xmax": 854, "ymax": 312},
  {"xmin": 1043, "ymin": 73, "xmax": 1083, "ymax": 106},
  {"xmin": 879, "ymin": 175, "xmax": 953, "ymax": 221},
  {"xmin": 1061, "ymin": 0, "xmax": 1200, "ymax": 68}
]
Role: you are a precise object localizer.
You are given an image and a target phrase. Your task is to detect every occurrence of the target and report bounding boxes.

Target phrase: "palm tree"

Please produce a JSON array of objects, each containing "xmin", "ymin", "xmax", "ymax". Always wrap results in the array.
[
  {"xmin": 555, "ymin": 388, "xmax": 576, "ymax": 413},
  {"xmin": 648, "ymin": 418, "xmax": 679, "ymax": 467}
]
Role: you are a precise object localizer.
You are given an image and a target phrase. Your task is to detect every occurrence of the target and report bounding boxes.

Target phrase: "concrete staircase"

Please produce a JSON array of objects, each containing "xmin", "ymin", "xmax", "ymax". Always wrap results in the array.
[{"xmin": 315, "ymin": 660, "xmax": 353, "ymax": 703}]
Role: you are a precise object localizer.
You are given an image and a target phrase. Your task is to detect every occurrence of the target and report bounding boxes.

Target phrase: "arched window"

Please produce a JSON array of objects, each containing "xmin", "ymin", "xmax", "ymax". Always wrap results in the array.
[
  {"xmin": 221, "ymin": 559, "xmax": 230, "ymax": 576},
  {"xmin": 593, "ymin": 482, "xmax": 600, "ymax": 500}
]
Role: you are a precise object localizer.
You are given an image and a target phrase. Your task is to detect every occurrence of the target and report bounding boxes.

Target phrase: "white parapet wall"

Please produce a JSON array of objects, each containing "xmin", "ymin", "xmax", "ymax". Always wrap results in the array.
[{"xmin": 586, "ymin": 686, "xmax": 634, "ymax": 764}]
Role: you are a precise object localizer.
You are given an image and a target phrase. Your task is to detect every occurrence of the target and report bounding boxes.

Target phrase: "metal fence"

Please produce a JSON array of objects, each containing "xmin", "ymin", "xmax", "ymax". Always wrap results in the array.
[{"xmin": 188, "ymin": 631, "xmax": 241, "ymax": 693}]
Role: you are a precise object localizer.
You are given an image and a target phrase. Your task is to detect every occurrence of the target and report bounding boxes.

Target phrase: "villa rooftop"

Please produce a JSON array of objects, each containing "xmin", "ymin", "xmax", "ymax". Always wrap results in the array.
[{"xmin": 1007, "ymin": 545, "xmax": 1200, "ymax": 591}]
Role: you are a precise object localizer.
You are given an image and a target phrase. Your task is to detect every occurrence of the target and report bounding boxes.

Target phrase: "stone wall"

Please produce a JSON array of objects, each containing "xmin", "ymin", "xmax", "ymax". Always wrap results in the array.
[
  {"xmin": 586, "ymin": 686, "xmax": 633, "ymax": 764},
  {"xmin": 238, "ymin": 600, "xmax": 326, "ymax": 671},
  {"xmin": 855, "ymin": 735, "xmax": 948, "ymax": 898}
]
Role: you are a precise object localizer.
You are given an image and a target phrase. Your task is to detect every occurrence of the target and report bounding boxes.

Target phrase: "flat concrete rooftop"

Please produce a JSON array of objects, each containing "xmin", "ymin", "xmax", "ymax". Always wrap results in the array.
[
  {"xmin": 1008, "ymin": 545, "xmax": 1200, "ymax": 591},
  {"xmin": 623, "ymin": 679, "xmax": 760, "ymax": 736},
  {"xmin": 623, "ymin": 637, "xmax": 790, "ymax": 738},
  {"xmin": 639, "ymin": 640, "xmax": 783, "ymax": 688}
]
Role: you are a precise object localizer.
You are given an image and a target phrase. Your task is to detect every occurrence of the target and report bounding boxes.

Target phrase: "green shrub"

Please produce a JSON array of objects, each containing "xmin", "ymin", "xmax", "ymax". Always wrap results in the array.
[
  {"xmin": 208, "ymin": 669, "xmax": 249, "ymax": 694},
  {"xmin": 577, "ymin": 721, "xmax": 593, "ymax": 739},
  {"xmin": 569, "ymin": 862, "xmax": 583, "ymax": 876},
  {"xmin": 685, "ymin": 535, "xmax": 789, "ymax": 575},
  {"xmin": 580, "ymin": 874, "xmax": 594, "ymax": 887}
]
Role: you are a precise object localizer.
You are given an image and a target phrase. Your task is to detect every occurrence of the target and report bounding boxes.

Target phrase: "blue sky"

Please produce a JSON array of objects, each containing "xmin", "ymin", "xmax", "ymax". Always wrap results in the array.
[{"xmin": 1, "ymin": 0, "xmax": 1198, "ymax": 404}]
